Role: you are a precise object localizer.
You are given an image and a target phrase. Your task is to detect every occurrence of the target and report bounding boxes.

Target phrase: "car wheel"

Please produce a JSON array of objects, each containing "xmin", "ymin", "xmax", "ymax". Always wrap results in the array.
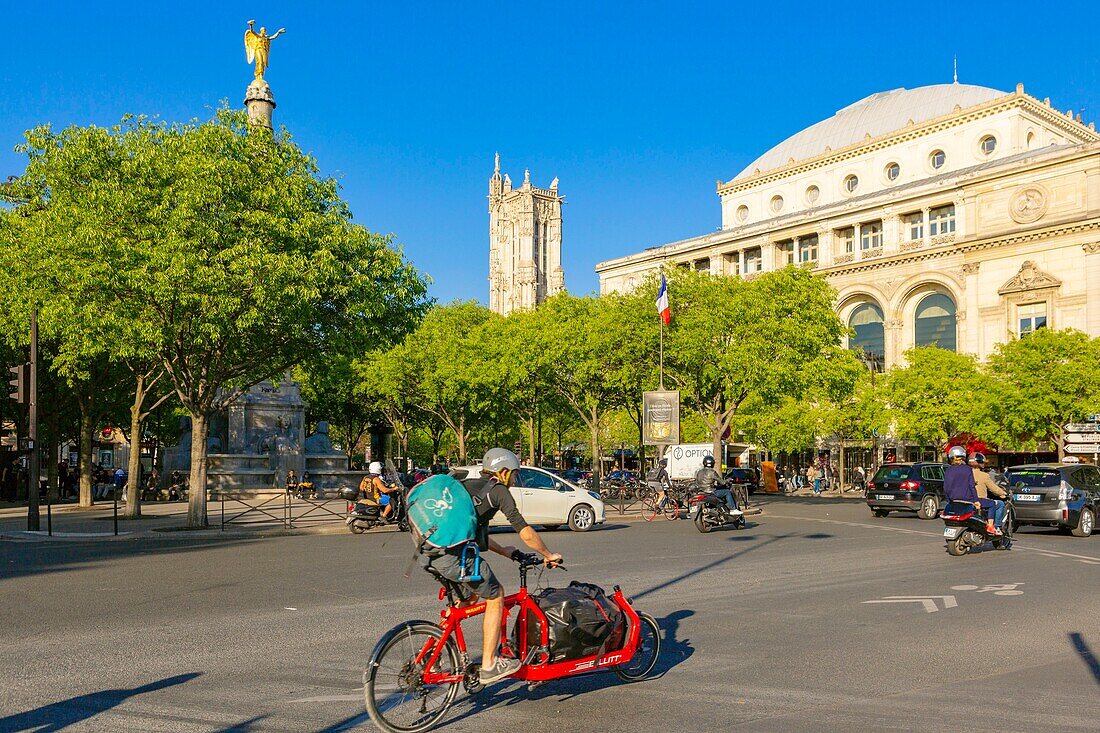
[
  {"xmin": 1071, "ymin": 508, "xmax": 1095, "ymax": 538},
  {"xmin": 542, "ymin": 524, "xmax": 562, "ymax": 531},
  {"xmin": 568, "ymin": 504, "xmax": 594, "ymax": 532},
  {"xmin": 918, "ymin": 495, "xmax": 939, "ymax": 520},
  {"xmin": 872, "ymin": 509, "xmax": 890, "ymax": 518}
]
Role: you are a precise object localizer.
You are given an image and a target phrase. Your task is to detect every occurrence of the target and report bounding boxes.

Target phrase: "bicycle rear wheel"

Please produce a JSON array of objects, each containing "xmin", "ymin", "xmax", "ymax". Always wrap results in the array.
[
  {"xmin": 365, "ymin": 621, "xmax": 461, "ymax": 733},
  {"xmin": 664, "ymin": 499, "xmax": 681, "ymax": 520}
]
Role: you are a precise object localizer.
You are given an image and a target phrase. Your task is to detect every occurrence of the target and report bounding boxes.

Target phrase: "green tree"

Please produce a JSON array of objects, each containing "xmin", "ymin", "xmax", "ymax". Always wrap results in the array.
[
  {"xmin": 297, "ymin": 356, "xmax": 381, "ymax": 467},
  {"xmin": 986, "ymin": 329, "xmax": 1100, "ymax": 457},
  {"xmin": 3, "ymin": 111, "xmax": 427, "ymax": 526},
  {"xmin": 665, "ymin": 266, "xmax": 852, "ymax": 463},
  {"xmin": 883, "ymin": 346, "xmax": 995, "ymax": 453}
]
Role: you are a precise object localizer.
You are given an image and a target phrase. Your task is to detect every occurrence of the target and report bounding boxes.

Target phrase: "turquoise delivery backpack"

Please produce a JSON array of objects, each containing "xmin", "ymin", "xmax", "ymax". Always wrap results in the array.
[{"xmin": 406, "ymin": 474, "xmax": 482, "ymax": 581}]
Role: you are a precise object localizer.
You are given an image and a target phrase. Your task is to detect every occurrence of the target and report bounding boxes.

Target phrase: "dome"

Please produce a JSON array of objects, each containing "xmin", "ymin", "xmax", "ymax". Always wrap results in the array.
[{"xmin": 734, "ymin": 84, "xmax": 1008, "ymax": 181}]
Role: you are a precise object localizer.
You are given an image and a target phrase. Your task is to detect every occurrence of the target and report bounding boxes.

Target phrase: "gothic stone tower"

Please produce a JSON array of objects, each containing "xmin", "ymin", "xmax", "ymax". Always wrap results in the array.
[{"xmin": 488, "ymin": 154, "xmax": 565, "ymax": 315}]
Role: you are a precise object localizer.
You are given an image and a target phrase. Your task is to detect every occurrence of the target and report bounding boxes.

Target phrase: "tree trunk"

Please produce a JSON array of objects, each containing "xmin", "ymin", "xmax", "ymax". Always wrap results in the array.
[
  {"xmin": 456, "ymin": 414, "xmax": 467, "ymax": 464},
  {"xmin": 187, "ymin": 411, "xmax": 209, "ymax": 528},
  {"xmin": 78, "ymin": 405, "xmax": 94, "ymax": 507},
  {"xmin": 125, "ymin": 399, "xmax": 144, "ymax": 519},
  {"xmin": 710, "ymin": 422, "xmax": 724, "ymax": 472},
  {"xmin": 588, "ymin": 407, "xmax": 601, "ymax": 491},
  {"xmin": 526, "ymin": 415, "xmax": 536, "ymax": 465},
  {"xmin": 837, "ymin": 439, "xmax": 846, "ymax": 492}
]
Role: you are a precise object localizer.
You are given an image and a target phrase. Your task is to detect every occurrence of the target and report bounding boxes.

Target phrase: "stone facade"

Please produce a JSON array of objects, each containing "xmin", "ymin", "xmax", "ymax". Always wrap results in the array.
[
  {"xmin": 596, "ymin": 83, "xmax": 1100, "ymax": 367},
  {"xmin": 488, "ymin": 154, "xmax": 565, "ymax": 314}
]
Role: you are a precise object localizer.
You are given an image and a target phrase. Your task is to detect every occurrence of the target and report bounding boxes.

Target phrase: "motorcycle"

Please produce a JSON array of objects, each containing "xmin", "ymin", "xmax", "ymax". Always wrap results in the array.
[
  {"xmin": 346, "ymin": 485, "xmax": 410, "ymax": 534},
  {"xmin": 941, "ymin": 498, "xmax": 1014, "ymax": 556},
  {"xmin": 687, "ymin": 490, "xmax": 746, "ymax": 533}
]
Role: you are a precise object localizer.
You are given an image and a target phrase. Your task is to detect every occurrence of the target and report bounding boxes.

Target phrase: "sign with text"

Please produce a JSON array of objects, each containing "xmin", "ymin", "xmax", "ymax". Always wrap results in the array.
[
  {"xmin": 1063, "ymin": 423, "xmax": 1100, "ymax": 433},
  {"xmin": 1065, "ymin": 434, "xmax": 1100, "ymax": 444},
  {"xmin": 642, "ymin": 390, "xmax": 680, "ymax": 446},
  {"xmin": 1064, "ymin": 444, "xmax": 1100, "ymax": 455}
]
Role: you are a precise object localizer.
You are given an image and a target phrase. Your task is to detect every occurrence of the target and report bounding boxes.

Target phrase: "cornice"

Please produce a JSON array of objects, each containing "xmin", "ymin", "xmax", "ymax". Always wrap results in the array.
[{"xmin": 716, "ymin": 90, "xmax": 1099, "ymax": 197}]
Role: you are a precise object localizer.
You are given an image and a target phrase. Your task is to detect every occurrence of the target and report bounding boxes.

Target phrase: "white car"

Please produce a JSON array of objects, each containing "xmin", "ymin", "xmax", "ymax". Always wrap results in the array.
[{"xmin": 449, "ymin": 466, "xmax": 606, "ymax": 532}]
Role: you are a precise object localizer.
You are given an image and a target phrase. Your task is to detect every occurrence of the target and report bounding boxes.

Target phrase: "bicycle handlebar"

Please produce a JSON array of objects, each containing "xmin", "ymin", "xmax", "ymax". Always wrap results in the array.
[{"xmin": 511, "ymin": 550, "xmax": 566, "ymax": 571}]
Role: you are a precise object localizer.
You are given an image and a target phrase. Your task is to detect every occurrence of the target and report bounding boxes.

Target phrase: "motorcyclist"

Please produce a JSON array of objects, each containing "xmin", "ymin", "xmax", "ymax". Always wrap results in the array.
[
  {"xmin": 357, "ymin": 462, "xmax": 399, "ymax": 520},
  {"xmin": 694, "ymin": 455, "xmax": 740, "ymax": 516},
  {"xmin": 970, "ymin": 452, "xmax": 1008, "ymax": 533},
  {"xmin": 943, "ymin": 446, "xmax": 1000, "ymax": 535}
]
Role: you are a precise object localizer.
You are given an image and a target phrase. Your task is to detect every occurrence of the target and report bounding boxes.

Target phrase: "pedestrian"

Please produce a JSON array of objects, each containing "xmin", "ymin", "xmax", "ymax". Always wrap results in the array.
[
  {"xmin": 809, "ymin": 464, "xmax": 822, "ymax": 496},
  {"xmin": 852, "ymin": 465, "xmax": 866, "ymax": 494}
]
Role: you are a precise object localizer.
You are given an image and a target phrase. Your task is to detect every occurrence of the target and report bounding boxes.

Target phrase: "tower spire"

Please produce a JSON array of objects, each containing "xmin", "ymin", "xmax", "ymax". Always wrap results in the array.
[
  {"xmin": 494, "ymin": 151, "xmax": 500, "ymax": 174},
  {"xmin": 953, "ymin": 55, "xmax": 958, "ymax": 84}
]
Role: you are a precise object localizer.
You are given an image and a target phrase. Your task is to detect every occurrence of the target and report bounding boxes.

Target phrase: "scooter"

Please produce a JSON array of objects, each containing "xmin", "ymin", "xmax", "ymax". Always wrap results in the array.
[
  {"xmin": 941, "ymin": 498, "xmax": 1014, "ymax": 556},
  {"xmin": 346, "ymin": 486, "xmax": 410, "ymax": 534},
  {"xmin": 687, "ymin": 490, "xmax": 746, "ymax": 533}
]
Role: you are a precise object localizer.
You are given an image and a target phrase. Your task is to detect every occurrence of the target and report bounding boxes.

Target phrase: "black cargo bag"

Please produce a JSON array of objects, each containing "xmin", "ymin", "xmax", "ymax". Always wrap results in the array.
[{"xmin": 516, "ymin": 581, "xmax": 625, "ymax": 663}]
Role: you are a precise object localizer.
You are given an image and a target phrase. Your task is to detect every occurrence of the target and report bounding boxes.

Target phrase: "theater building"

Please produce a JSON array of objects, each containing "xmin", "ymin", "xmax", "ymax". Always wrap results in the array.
[{"xmin": 596, "ymin": 83, "xmax": 1100, "ymax": 369}]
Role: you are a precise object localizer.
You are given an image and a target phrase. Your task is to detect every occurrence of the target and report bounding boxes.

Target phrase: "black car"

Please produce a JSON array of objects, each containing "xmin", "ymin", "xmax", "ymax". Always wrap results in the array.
[
  {"xmin": 1005, "ymin": 463, "xmax": 1100, "ymax": 537},
  {"xmin": 866, "ymin": 462, "xmax": 946, "ymax": 520}
]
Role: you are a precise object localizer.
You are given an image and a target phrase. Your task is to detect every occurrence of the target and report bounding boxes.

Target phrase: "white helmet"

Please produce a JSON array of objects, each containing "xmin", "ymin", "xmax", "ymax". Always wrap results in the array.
[
  {"xmin": 481, "ymin": 447, "xmax": 520, "ymax": 476},
  {"xmin": 368, "ymin": 461, "xmax": 383, "ymax": 475},
  {"xmin": 947, "ymin": 446, "xmax": 967, "ymax": 460}
]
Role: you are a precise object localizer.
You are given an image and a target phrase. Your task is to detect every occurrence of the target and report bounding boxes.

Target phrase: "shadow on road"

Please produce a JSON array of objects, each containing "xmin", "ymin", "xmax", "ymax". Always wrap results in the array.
[
  {"xmin": 1069, "ymin": 632, "xmax": 1100, "ymax": 685},
  {"xmin": 0, "ymin": 672, "xmax": 200, "ymax": 732},
  {"xmin": 211, "ymin": 715, "xmax": 269, "ymax": 732},
  {"xmin": 0, "ymin": 536, "xmax": 264, "ymax": 584}
]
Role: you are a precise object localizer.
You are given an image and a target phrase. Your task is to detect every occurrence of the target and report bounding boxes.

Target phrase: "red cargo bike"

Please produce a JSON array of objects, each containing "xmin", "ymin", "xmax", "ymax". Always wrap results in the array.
[{"xmin": 364, "ymin": 552, "xmax": 661, "ymax": 733}]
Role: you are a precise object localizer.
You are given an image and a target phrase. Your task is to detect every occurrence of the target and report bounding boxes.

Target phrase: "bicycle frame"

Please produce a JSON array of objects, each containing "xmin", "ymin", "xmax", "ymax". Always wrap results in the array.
[{"xmin": 416, "ymin": 567, "xmax": 643, "ymax": 685}]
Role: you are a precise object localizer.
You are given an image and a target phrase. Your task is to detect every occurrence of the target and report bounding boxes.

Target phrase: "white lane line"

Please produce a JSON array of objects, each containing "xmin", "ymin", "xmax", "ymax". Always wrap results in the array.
[{"xmin": 765, "ymin": 513, "xmax": 1100, "ymax": 565}]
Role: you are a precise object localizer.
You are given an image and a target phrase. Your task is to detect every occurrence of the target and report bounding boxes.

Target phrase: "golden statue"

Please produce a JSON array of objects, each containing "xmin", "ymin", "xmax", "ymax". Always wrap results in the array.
[{"xmin": 244, "ymin": 20, "xmax": 286, "ymax": 80}]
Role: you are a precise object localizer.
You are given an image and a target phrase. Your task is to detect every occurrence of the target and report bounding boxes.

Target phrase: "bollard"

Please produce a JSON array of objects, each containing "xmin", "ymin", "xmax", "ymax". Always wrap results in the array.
[
  {"xmin": 113, "ymin": 489, "xmax": 118, "ymax": 536},
  {"xmin": 47, "ymin": 492, "xmax": 52, "ymax": 536}
]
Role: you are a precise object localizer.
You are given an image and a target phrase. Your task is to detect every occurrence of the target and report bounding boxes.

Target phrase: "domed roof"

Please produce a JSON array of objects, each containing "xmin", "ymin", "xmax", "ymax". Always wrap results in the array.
[{"xmin": 734, "ymin": 83, "xmax": 1008, "ymax": 181}]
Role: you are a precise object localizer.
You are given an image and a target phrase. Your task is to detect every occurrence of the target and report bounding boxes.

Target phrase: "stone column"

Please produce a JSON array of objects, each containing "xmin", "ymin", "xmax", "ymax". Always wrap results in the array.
[
  {"xmin": 883, "ymin": 210, "xmax": 901, "ymax": 255},
  {"xmin": 953, "ymin": 193, "xmax": 966, "ymax": 240},
  {"xmin": 960, "ymin": 263, "xmax": 981, "ymax": 356},
  {"xmin": 922, "ymin": 206, "xmax": 931, "ymax": 246},
  {"xmin": 817, "ymin": 228, "xmax": 834, "ymax": 268},
  {"xmin": 1085, "ymin": 244, "xmax": 1100, "ymax": 336},
  {"xmin": 244, "ymin": 79, "xmax": 276, "ymax": 129}
]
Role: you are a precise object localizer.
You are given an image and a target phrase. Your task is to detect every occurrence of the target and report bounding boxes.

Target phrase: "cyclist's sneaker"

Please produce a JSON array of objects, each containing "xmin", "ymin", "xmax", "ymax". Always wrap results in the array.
[{"xmin": 480, "ymin": 656, "xmax": 520, "ymax": 683}]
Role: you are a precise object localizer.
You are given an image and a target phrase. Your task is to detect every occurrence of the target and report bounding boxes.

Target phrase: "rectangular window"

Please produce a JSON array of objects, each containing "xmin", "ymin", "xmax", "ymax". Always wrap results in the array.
[
  {"xmin": 929, "ymin": 204, "xmax": 956, "ymax": 236},
  {"xmin": 775, "ymin": 240, "xmax": 795, "ymax": 266},
  {"xmin": 905, "ymin": 212, "xmax": 924, "ymax": 240},
  {"xmin": 798, "ymin": 234, "xmax": 819, "ymax": 263},
  {"xmin": 1019, "ymin": 302, "xmax": 1047, "ymax": 336},
  {"xmin": 837, "ymin": 227, "xmax": 855, "ymax": 254},
  {"xmin": 722, "ymin": 252, "xmax": 739, "ymax": 275},
  {"xmin": 694, "ymin": 257, "xmax": 711, "ymax": 272},
  {"xmin": 744, "ymin": 247, "xmax": 762, "ymax": 273},
  {"xmin": 860, "ymin": 221, "xmax": 883, "ymax": 250}
]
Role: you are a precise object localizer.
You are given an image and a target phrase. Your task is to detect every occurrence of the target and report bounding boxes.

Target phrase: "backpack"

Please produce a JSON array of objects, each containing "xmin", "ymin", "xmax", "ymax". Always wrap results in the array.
[
  {"xmin": 645, "ymin": 467, "xmax": 663, "ymax": 483},
  {"xmin": 406, "ymin": 474, "xmax": 478, "ymax": 551}
]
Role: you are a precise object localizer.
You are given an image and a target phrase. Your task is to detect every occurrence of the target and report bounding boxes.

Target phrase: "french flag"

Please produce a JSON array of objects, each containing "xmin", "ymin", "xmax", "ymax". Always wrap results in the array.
[{"xmin": 656, "ymin": 274, "xmax": 671, "ymax": 325}]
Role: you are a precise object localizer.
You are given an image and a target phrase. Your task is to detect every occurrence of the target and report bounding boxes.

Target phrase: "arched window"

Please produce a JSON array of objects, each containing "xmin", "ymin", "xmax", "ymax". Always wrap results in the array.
[
  {"xmin": 914, "ymin": 293, "xmax": 957, "ymax": 351},
  {"xmin": 849, "ymin": 303, "xmax": 885, "ymax": 367}
]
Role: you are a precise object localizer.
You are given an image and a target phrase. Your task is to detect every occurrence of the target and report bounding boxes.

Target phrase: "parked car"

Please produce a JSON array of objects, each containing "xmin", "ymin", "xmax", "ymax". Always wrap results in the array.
[
  {"xmin": 1005, "ymin": 463, "xmax": 1100, "ymax": 537},
  {"xmin": 448, "ymin": 465, "xmax": 606, "ymax": 532},
  {"xmin": 560, "ymin": 469, "xmax": 588, "ymax": 483},
  {"xmin": 866, "ymin": 462, "xmax": 946, "ymax": 519},
  {"xmin": 723, "ymin": 468, "xmax": 758, "ymax": 495}
]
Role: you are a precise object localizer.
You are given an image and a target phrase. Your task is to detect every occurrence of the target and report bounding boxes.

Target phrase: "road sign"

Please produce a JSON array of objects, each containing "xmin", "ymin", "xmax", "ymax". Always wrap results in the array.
[
  {"xmin": 1065, "ymin": 444, "xmax": 1100, "ymax": 455},
  {"xmin": 7, "ymin": 364, "xmax": 27, "ymax": 403},
  {"xmin": 1087, "ymin": 414, "xmax": 1100, "ymax": 422},
  {"xmin": 1065, "ymin": 434, "xmax": 1100, "ymax": 444},
  {"xmin": 1063, "ymin": 423, "xmax": 1100, "ymax": 433}
]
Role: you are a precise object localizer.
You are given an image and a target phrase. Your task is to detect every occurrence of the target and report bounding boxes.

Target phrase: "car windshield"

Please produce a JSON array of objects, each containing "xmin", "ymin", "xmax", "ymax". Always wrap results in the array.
[
  {"xmin": 1005, "ymin": 470, "xmax": 1061, "ymax": 488},
  {"xmin": 872, "ymin": 466, "xmax": 911, "ymax": 481}
]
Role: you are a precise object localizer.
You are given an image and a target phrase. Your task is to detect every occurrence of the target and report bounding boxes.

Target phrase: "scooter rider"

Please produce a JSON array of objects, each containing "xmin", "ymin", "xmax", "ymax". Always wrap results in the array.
[
  {"xmin": 439, "ymin": 447, "xmax": 562, "ymax": 684},
  {"xmin": 970, "ymin": 452, "xmax": 1008, "ymax": 533},
  {"xmin": 695, "ymin": 455, "xmax": 739, "ymax": 515},
  {"xmin": 944, "ymin": 446, "xmax": 1000, "ymax": 535}
]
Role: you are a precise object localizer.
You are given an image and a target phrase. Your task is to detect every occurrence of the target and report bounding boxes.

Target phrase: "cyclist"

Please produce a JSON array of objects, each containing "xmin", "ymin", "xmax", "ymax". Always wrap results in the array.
[
  {"xmin": 421, "ymin": 447, "xmax": 561, "ymax": 684},
  {"xmin": 646, "ymin": 458, "xmax": 677, "ymax": 517}
]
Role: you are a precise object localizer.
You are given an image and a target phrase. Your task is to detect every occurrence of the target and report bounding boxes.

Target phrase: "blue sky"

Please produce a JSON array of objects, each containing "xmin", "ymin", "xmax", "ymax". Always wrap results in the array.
[{"xmin": 2, "ymin": 2, "xmax": 1097, "ymax": 304}]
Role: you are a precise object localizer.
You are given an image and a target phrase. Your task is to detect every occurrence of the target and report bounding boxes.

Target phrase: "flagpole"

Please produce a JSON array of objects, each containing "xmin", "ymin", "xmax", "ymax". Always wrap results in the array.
[{"xmin": 659, "ymin": 316, "xmax": 664, "ymax": 390}]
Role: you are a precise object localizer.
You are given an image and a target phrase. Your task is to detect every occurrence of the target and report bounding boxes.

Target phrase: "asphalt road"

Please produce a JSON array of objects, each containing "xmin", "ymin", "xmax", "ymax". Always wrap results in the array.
[{"xmin": 1, "ymin": 496, "xmax": 1098, "ymax": 732}]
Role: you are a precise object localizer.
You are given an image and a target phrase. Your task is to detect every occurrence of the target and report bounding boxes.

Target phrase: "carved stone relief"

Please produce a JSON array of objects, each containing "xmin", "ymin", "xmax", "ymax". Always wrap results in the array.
[
  {"xmin": 997, "ymin": 260, "xmax": 1061, "ymax": 295},
  {"xmin": 1009, "ymin": 185, "xmax": 1049, "ymax": 224}
]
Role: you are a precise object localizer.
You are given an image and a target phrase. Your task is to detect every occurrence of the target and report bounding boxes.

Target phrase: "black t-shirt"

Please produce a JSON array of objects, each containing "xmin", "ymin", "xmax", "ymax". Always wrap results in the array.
[{"xmin": 462, "ymin": 476, "xmax": 529, "ymax": 550}]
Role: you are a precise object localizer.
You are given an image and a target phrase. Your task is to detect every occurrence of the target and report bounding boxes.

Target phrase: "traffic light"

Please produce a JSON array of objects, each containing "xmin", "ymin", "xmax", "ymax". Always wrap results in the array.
[{"xmin": 7, "ymin": 364, "xmax": 27, "ymax": 403}]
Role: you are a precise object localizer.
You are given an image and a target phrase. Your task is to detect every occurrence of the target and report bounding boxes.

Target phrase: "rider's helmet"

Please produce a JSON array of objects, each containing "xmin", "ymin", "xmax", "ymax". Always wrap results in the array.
[
  {"xmin": 481, "ymin": 447, "xmax": 521, "ymax": 481},
  {"xmin": 702, "ymin": 455, "xmax": 715, "ymax": 468},
  {"xmin": 969, "ymin": 452, "xmax": 986, "ymax": 464},
  {"xmin": 947, "ymin": 446, "xmax": 967, "ymax": 461},
  {"xmin": 368, "ymin": 461, "xmax": 383, "ymax": 475},
  {"xmin": 659, "ymin": 458, "xmax": 668, "ymax": 467}
]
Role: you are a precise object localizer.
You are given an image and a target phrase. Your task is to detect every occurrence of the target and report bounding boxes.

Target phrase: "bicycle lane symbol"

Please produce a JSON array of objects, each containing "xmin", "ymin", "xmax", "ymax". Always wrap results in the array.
[{"xmin": 951, "ymin": 583, "xmax": 1024, "ymax": 596}]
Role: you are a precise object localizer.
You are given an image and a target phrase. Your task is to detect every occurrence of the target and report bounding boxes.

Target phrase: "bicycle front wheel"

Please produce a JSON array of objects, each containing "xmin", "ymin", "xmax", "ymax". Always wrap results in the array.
[
  {"xmin": 365, "ymin": 621, "xmax": 461, "ymax": 733},
  {"xmin": 641, "ymin": 495, "xmax": 661, "ymax": 522}
]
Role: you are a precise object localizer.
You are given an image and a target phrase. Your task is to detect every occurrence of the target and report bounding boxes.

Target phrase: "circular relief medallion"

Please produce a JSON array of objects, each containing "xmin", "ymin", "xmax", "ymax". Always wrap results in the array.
[{"xmin": 1010, "ymin": 186, "xmax": 1048, "ymax": 224}]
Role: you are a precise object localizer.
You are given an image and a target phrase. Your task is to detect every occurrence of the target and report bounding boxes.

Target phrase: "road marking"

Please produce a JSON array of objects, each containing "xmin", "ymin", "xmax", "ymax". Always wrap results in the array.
[
  {"xmin": 764, "ymin": 512, "xmax": 1100, "ymax": 565},
  {"xmin": 284, "ymin": 607, "xmax": 298, "ymax": 611},
  {"xmin": 863, "ymin": 595, "xmax": 957, "ymax": 613},
  {"xmin": 951, "ymin": 583, "xmax": 1024, "ymax": 596}
]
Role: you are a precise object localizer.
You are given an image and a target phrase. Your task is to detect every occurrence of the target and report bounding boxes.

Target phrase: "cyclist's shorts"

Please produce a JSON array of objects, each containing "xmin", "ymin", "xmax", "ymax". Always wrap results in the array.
[
  {"xmin": 379, "ymin": 494, "xmax": 390, "ymax": 506},
  {"xmin": 418, "ymin": 549, "xmax": 502, "ymax": 602}
]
